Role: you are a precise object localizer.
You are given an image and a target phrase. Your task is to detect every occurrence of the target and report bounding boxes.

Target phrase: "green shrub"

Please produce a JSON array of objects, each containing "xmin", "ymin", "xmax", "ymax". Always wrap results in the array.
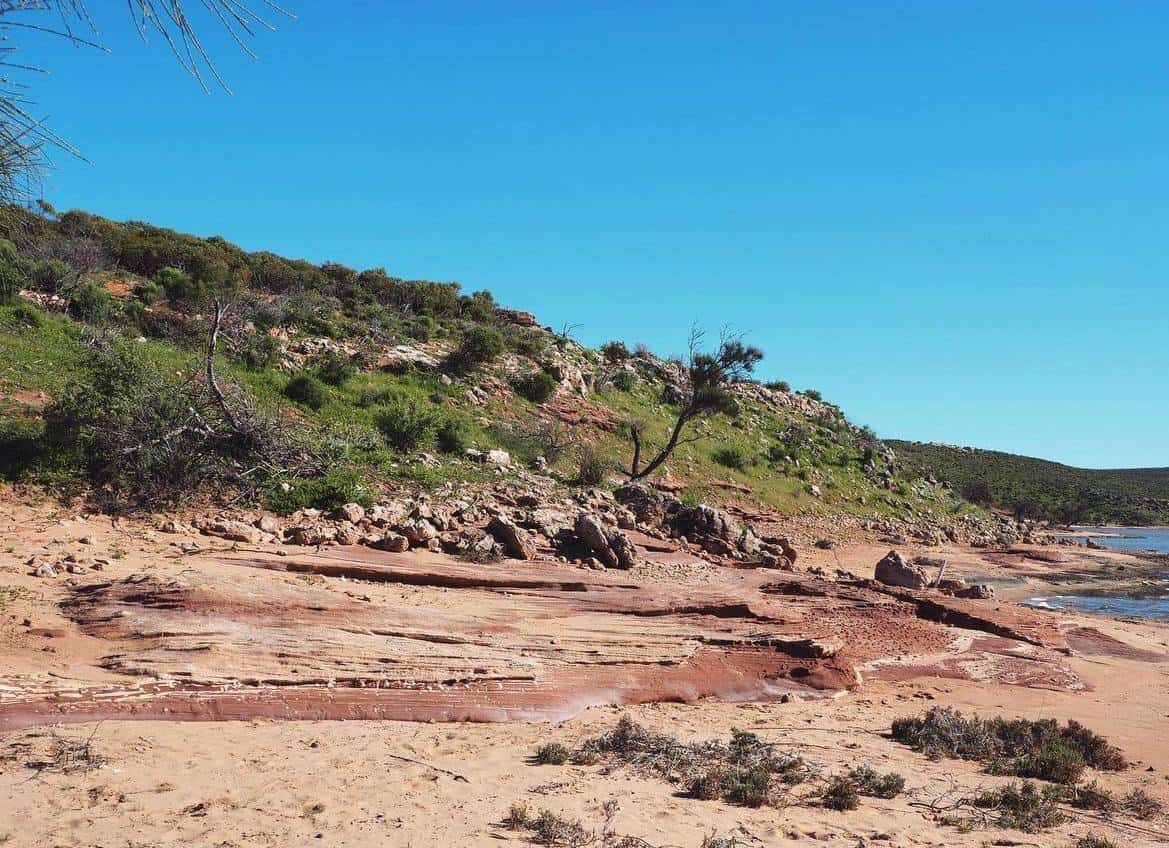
[
  {"xmin": 28, "ymin": 258, "xmax": 71, "ymax": 292},
  {"xmin": 135, "ymin": 279, "xmax": 164, "ymax": 304},
  {"xmin": 1122, "ymin": 788, "xmax": 1164, "ymax": 820},
  {"xmin": 998, "ymin": 740, "xmax": 1084, "ymax": 785},
  {"xmin": 504, "ymin": 327, "xmax": 547, "ymax": 357},
  {"xmin": 42, "ymin": 343, "xmax": 287, "ymax": 510},
  {"xmin": 821, "ymin": 776, "xmax": 860, "ymax": 811},
  {"xmin": 67, "ymin": 281, "xmax": 113, "ymax": 324},
  {"xmin": 452, "ymin": 325, "xmax": 504, "ymax": 369},
  {"xmin": 765, "ymin": 380, "xmax": 790, "ymax": 392},
  {"xmin": 511, "ymin": 369, "xmax": 557, "ymax": 403},
  {"xmin": 0, "ymin": 417, "xmax": 47, "ymax": 480},
  {"xmin": 156, "ymin": 266, "xmax": 203, "ymax": 305},
  {"xmin": 238, "ymin": 333, "xmax": 281, "ymax": 371},
  {"xmin": 891, "ymin": 708, "xmax": 1126, "ymax": 778},
  {"xmin": 802, "ymin": 389, "xmax": 823, "ymax": 401},
  {"xmin": 712, "ymin": 446, "xmax": 750, "ymax": 471},
  {"xmin": 264, "ymin": 469, "xmax": 372, "ymax": 515},
  {"xmin": 436, "ymin": 417, "xmax": 470, "ymax": 454},
  {"xmin": 722, "ymin": 767, "xmax": 772, "ymax": 807},
  {"xmin": 312, "ymin": 349, "xmax": 357, "ymax": 386},
  {"xmin": 847, "ymin": 765, "xmax": 905, "ymax": 798},
  {"xmin": 612, "ymin": 369, "xmax": 636, "ymax": 391},
  {"xmin": 284, "ymin": 373, "xmax": 328, "ymax": 410},
  {"xmin": 534, "ymin": 743, "xmax": 569, "ymax": 765},
  {"xmin": 0, "ymin": 238, "xmax": 25, "ymax": 304},
  {"xmin": 374, "ymin": 397, "xmax": 440, "ymax": 452}
]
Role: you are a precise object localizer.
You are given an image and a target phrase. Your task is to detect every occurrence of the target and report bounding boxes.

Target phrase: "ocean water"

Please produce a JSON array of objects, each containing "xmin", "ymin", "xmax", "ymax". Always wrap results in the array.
[
  {"xmin": 1025, "ymin": 526, "xmax": 1169, "ymax": 622},
  {"xmin": 1072, "ymin": 526, "xmax": 1169, "ymax": 554}
]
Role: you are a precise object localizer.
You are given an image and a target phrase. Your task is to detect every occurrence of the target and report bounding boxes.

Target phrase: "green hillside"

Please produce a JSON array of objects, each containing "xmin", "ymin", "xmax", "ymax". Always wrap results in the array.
[
  {"xmin": 0, "ymin": 203, "xmax": 988, "ymax": 532},
  {"xmin": 889, "ymin": 440, "xmax": 1169, "ymax": 526}
]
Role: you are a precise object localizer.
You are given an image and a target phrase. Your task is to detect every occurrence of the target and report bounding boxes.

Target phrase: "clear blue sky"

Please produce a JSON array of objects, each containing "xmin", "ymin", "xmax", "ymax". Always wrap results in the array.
[{"xmin": 20, "ymin": 1, "xmax": 1168, "ymax": 469}]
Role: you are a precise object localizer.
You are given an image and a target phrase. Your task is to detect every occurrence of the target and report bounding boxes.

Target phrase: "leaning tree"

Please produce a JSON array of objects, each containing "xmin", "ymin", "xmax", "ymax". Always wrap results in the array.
[{"xmin": 624, "ymin": 326, "xmax": 763, "ymax": 481}]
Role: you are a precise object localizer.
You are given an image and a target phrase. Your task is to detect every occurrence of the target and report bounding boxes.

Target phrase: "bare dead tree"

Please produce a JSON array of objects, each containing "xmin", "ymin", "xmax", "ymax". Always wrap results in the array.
[{"xmin": 625, "ymin": 325, "xmax": 763, "ymax": 481}]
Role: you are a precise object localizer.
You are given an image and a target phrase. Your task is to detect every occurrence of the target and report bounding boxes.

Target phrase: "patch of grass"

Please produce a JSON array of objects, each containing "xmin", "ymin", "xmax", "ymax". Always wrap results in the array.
[
  {"xmin": 264, "ymin": 469, "xmax": 372, "ymax": 515},
  {"xmin": 373, "ymin": 397, "xmax": 441, "ymax": 452}
]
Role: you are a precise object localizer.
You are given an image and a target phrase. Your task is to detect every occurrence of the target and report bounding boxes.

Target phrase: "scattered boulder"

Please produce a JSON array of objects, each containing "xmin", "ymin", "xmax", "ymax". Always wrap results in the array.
[
  {"xmin": 200, "ymin": 519, "xmax": 264, "ymax": 545},
  {"xmin": 372, "ymin": 532, "xmax": 410, "ymax": 553},
  {"xmin": 332, "ymin": 502, "xmax": 366, "ymax": 524},
  {"xmin": 955, "ymin": 584, "xmax": 996, "ymax": 600},
  {"xmin": 33, "ymin": 563, "xmax": 56, "ymax": 578},
  {"xmin": 486, "ymin": 515, "xmax": 537, "ymax": 560},
  {"xmin": 572, "ymin": 513, "xmax": 637, "ymax": 569},
  {"xmin": 874, "ymin": 550, "xmax": 930, "ymax": 590}
]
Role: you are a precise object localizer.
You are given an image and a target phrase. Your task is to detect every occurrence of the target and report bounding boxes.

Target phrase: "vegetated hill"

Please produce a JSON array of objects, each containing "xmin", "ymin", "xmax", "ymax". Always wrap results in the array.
[
  {"xmin": 0, "ymin": 202, "xmax": 983, "ymax": 533},
  {"xmin": 889, "ymin": 440, "xmax": 1169, "ymax": 526}
]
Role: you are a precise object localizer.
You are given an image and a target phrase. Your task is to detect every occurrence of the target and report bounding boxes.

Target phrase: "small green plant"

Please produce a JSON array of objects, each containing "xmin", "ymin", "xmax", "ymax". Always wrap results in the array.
[
  {"xmin": 996, "ymin": 740, "xmax": 1084, "ymax": 785},
  {"xmin": 534, "ymin": 743, "xmax": 570, "ymax": 765},
  {"xmin": 511, "ymin": 369, "xmax": 557, "ymax": 403},
  {"xmin": 1067, "ymin": 781, "xmax": 1117, "ymax": 813},
  {"xmin": 374, "ymin": 397, "xmax": 441, "ymax": 452},
  {"xmin": 765, "ymin": 380, "xmax": 790, "ymax": 392},
  {"xmin": 503, "ymin": 803, "xmax": 531, "ymax": 830},
  {"xmin": 284, "ymin": 373, "xmax": 328, "ymax": 410},
  {"xmin": 801, "ymin": 389, "xmax": 822, "ymax": 401},
  {"xmin": 600, "ymin": 340, "xmax": 630, "ymax": 362}
]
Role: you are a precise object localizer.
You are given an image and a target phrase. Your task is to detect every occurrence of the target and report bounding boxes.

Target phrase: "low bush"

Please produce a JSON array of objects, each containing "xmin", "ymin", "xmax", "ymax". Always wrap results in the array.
[
  {"xmin": 534, "ymin": 743, "xmax": 569, "ymax": 765},
  {"xmin": 451, "ymin": 325, "xmax": 504, "ymax": 370},
  {"xmin": 891, "ymin": 708, "xmax": 1126, "ymax": 780},
  {"xmin": 1067, "ymin": 780, "xmax": 1117, "ymax": 813},
  {"xmin": 1122, "ymin": 788, "xmax": 1164, "ymax": 820},
  {"xmin": 135, "ymin": 279, "xmax": 164, "ymax": 304},
  {"xmin": 821, "ymin": 776, "xmax": 860, "ymax": 811},
  {"xmin": 284, "ymin": 373, "xmax": 329, "ymax": 410},
  {"xmin": 68, "ymin": 281, "xmax": 113, "ymax": 324},
  {"xmin": 847, "ymin": 765, "xmax": 905, "ymax": 798},
  {"xmin": 970, "ymin": 781, "xmax": 1066, "ymax": 832},
  {"xmin": 1072, "ymin": 838, "xmax": 1119, "ymax": 848},
  {"xmin": 436, "ymin": 417, "xmax": 470, "ymax": 454},
  {"xmin": 511, "ymin": 369, "xmax": 557, "ymax": 403},
  {"xmin": 712, "ymin": 446, "xmax": 750, "ymax": 471},
  {"xmin": 801, "ymin": 389, "xmax": 823, "ymax": 401},
  {"xmin": 612, "ymin": 369, "xmax": 636, "ymax": 391},
  {"xmin": 43, "ymin": 343, "xmax": 295, "ymax": 510},
  {"xmin": 597, "ymin": 339, "xmax": 628, "ymax": 362},
  {"xmin": 237, "ymin": 333, "xmax": 282, "ymax": 371},
  {"xmin": 765, "ymin": 380, "xmax": 791, "ymax": 392},
  {"xmin": 312, "ymin": 349, "xmax": 357, "ymax": 386},
  {"xmin": 374, "ymin": 397, "xmax": 441, "ymax": 452}
]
